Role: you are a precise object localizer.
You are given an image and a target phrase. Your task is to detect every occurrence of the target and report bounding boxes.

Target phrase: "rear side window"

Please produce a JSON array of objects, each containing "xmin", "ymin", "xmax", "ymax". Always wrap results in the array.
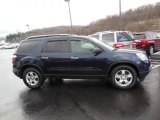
[
  {"xmin": 91, "ymin": 35, "xmax": 99, "ymax": 40},
  {"xmin": 102, "ymin": 33, "xmax": 114, "ymax": 43},
  {"xmin": 133, "ymin": 34, "xmax": 146, "ymax": 40},
  {"xmin": 43, "ymin": 40, "xmax": 68, "ymax": 53},
  {"xmin": 17, "ymin": 40, "xmax": 41, "ymax": 54}
]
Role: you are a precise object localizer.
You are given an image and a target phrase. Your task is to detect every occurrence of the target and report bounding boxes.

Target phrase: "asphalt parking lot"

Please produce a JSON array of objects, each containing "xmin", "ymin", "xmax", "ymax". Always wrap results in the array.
[{"xmin": 0, "ymin": 49, "xmax": 160, "ymax": 120}]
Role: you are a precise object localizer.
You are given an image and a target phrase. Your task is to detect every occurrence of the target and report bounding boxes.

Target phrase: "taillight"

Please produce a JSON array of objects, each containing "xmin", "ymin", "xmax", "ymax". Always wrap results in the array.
[
  {"xmin": 132, "ymin": 42, "xmax": 137, "ymax": 45},
  {"xmin": 12, "ymin": 55, "xmax": 17, "ymax": 62},
  {"xmin": 113, "ymin": 43, "xmax": 124, "ymax": 48},
  {"xmin": 140, "ymin": 39, "xmax": 148, "ymax": 44}
]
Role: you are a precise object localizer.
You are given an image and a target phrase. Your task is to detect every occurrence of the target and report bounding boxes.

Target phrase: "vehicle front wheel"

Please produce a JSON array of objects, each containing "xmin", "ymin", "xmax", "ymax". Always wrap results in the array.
[
  {"xmin": 23, "ymin": 68, "xmax": 44, "ymax": 89},
  {"xmin": 110, "ymin": 65, "xmax": 137, "ymax": 89}
]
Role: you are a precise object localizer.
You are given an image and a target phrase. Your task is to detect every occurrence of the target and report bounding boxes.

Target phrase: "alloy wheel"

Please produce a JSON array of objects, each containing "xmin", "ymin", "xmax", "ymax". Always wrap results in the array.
[
  {"xmin": 115, "ymin": 70, "xmax": 133, "ymax": 87},
  {"xmin": 26, "ymin": 71, "xmax": 39, "ymax": 86}
]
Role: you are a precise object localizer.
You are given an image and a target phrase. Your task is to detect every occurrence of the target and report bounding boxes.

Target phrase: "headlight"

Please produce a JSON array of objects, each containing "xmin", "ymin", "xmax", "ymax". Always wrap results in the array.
[{"xmin": 136, "ymin": 53, "xmax": 148, "ymax": 61}]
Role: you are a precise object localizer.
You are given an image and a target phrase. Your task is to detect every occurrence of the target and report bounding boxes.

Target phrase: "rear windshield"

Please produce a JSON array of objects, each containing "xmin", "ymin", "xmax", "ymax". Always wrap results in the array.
[
  {"xmin": 17, "ymin": 40, "xmax": 41, "ymax": 54},
  {"xmin": 133, "ymin": 34, "xmax": 146, "ymax": 40}
]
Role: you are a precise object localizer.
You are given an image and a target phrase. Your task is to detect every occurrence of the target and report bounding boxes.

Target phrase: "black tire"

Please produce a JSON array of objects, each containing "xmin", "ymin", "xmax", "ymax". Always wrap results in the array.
[
  {"xmin": 148, "ymin": 45, "xmax": 155, "ymax": 56},
  {"xmin": 110, "ymin": 65, "xmax": 137, "ymax": 89},
  {"xmin": 23, "ymin": 68, "xmax": 44, "ymax": 89}
]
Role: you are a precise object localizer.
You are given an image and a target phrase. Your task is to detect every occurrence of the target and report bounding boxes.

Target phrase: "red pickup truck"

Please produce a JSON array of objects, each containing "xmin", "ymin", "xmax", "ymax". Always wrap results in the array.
[{"xmin": 132, "ymin": 32, "xmax": 160, "ymax": 55}]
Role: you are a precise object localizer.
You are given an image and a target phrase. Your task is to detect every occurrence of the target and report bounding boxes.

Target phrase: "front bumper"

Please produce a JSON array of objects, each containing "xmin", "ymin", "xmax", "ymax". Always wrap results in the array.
[
  {"xmin": 138, "ymin": 61, "xmax": 151, "ymax": 80},
  {"xmin": 139, "ymin": 70, "xmax": 150, "ymax": 79}
]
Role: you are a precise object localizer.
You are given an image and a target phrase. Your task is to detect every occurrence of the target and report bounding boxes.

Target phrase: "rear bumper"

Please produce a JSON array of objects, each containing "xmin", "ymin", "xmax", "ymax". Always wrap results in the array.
[{"xmin": 13, "ymin": 68, "xmax": 22, "ymax": 78}]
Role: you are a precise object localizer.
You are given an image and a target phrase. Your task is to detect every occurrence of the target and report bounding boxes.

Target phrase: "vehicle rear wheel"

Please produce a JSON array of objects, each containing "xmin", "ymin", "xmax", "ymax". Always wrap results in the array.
[
  {"xmin": 110, "ymin": 65, "xmax": 137, "ymax": 89},
  {"xmin": 23, "ymin": 68, "xmax": 44, "ymax": 89},
  {"xmin": 149, "ymin": 45, "xmax": 155, "ymax": 55}
]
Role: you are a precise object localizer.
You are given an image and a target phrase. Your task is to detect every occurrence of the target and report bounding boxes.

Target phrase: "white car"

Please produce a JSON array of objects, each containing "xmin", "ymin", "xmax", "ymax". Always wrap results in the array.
[
  {"xmin": 12, "ymin": 43, "xmax": 20, "ymax": 48},
  {"xmin": 0, "ymin": 44, "xmax": 15, "ymax": 49}
]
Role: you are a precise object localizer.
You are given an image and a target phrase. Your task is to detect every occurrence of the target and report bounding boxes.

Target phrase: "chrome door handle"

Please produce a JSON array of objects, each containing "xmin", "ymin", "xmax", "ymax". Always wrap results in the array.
[
  {"xmin": 70, "ymin": 56, "xmax": 79, "ymax": 59},
  {"xmin": 41, "ymin": 56, "xmax": 48, "ymax": 59}
]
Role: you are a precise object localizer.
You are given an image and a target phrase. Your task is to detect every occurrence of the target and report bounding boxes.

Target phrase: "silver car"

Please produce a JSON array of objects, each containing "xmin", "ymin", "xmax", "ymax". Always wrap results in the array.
[{"xmin": 89, "ymin": 31, "xmax": 134, "ymax": 49}]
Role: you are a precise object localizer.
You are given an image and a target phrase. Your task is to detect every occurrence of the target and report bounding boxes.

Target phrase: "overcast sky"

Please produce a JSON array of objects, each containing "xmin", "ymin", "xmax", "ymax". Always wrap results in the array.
[{"xmin": 0, "ymin": 0, "xmax": 159, "ymax": 37}]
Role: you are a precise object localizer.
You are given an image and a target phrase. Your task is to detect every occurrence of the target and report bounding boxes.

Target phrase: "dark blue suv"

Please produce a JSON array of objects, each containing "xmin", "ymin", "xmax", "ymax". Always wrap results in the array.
[{"xmin": 12, "ymin": 34, "xmax": 151, "ymax": 89}]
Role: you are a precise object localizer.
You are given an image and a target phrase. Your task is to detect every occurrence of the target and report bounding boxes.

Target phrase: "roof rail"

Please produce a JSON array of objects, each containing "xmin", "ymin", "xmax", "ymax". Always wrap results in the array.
[
  {"xmin": 26, "ymin": 34, "xmax": 77, "ymax": 40},
  {"xmin": 94, "ymin": 30, "xmax": 117, "ymax": 34}
]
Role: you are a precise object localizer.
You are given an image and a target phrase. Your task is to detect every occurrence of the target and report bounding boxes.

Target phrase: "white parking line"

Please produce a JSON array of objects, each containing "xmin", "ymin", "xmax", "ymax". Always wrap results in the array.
[
  {"xmin": 151, "ymin": 65, "xmax": 160, "ymax": 69},
  {"xmin": 151, "ymin": 58, "xmax": 160, "ymax": 69},
  {"xmin": 151, "ymin": 59, "xmax": 160, "ymax": 62}
]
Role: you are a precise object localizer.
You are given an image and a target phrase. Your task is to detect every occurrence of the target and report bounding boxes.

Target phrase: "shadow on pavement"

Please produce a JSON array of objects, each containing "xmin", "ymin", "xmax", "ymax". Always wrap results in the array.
[{"xmin": 19, "ymin": 79, "xmax": 151, "ymax": 120}]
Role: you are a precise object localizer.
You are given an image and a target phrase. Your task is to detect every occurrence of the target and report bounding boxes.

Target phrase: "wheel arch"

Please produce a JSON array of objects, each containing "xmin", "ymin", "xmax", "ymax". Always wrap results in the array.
[
  {"xmin": 148, "ymin": 43, "xmax": 155, "ymax": 49},
  {"xmin": 108, "ymin": 62, "xmax": 140, "ymax": 78},
  {"xmin": 21, "ymin": 64, "xmax": 44, "ymax": 78}
]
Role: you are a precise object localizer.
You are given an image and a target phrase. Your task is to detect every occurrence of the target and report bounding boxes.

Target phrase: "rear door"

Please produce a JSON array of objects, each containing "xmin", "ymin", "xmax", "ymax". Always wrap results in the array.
[{"xmin": 41, "ymin": 38, "xmax": 70, "ymax": 75}]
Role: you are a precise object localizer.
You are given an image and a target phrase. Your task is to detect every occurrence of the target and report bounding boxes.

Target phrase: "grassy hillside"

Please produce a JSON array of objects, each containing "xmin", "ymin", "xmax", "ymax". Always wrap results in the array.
[{"xmin": 6, "ymin": 2, "xmax": 160, "ymax": 42}]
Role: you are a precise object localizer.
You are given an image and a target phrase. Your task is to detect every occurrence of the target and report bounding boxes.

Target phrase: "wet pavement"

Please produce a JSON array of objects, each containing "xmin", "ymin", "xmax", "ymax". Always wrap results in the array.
[{"xmin": 0, "ymin": 49, "xmax": 160, "ymax": 120}]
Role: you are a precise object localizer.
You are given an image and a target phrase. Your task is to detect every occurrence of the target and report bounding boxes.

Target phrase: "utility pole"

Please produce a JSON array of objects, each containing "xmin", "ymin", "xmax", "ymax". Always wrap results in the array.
[
  {"xmin": 119, "ymin": 0, "xmax": 122, "ymax": 30},
  {"xmin": 26, "ymin": 24, "xmax": 30, "ymax": 31},
  {"xmin": 26, "ymin": 24, "xmax": 30, "ymax": 36},
  {"xmin": 64, "ymin": 0, "xmax": 73, "ymax": 32}
]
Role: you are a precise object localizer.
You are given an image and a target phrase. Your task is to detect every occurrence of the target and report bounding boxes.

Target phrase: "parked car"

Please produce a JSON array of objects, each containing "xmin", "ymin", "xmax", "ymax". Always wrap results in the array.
[
  {"xmin": 132, "ymin": 32, "xmax": 160, "ymax": 55},
  {"xmin": 12, "ymin": 34, "xmax": 151, "ymax": 89},
  {"xmin": 89, "ymin": 31, "xmax": 134, "ymax": 49},
  {"xmin": 0, "ymin": 43, "xmax": 4, "ymax": 46},
  {"xmin": 12, "ymin": 43, "xmax": 20, "ymax": 48},
  {"xmin": 0, "ymin": 43, "xmax": 15, "ymax": 49}
]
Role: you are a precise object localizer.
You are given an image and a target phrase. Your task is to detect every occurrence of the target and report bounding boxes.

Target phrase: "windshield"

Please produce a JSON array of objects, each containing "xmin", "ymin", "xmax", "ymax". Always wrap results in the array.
[{"xmin": 87, "ymin": 36, "xmax": 115, "ymax": 51}]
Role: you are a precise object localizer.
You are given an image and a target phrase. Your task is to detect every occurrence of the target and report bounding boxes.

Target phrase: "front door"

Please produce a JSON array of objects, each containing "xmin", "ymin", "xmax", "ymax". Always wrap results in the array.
[{"xmin": 68, "ymin": 39, "xmax": 107, "ymax": 76}]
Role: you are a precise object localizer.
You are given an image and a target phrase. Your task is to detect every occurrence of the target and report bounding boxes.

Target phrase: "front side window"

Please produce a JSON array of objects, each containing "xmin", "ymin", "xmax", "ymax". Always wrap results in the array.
[
  {"xmin": 71, "ymin": 40, "xmax": 99, "ymax": 53},
  {"xmin": 43, "ymin": 40, "xmax": 68, "ymax": 53},
  {"xmin": 102, "ymin": 33, "xmax": 114, "ymax": 43}
]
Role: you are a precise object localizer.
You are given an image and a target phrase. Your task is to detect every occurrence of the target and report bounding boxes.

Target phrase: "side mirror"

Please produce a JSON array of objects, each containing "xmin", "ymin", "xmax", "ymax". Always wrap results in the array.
[{"xmin": 92, "ymin": 48, "xmax": 102, "ymax": 55}]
